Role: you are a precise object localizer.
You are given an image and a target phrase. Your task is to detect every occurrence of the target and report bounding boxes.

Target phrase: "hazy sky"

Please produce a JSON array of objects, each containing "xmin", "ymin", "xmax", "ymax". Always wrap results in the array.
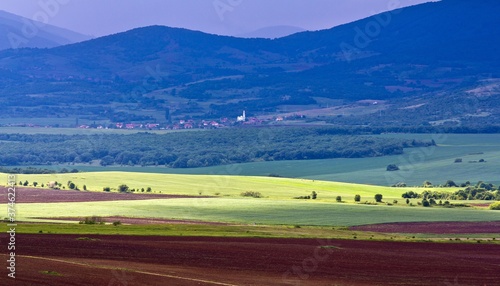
[{"xmin": 0, "ymin": 0, "xmax": 438, "ymax": 37}]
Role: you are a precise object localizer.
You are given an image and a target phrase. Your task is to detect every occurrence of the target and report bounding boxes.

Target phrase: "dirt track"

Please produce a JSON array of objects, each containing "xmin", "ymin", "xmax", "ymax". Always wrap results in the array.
[{"xmin": 1, "ymin": 234, "xmax": 499, "ymax": 285}]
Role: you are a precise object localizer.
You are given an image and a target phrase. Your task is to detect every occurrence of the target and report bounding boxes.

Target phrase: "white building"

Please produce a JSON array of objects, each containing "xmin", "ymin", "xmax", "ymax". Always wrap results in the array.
[{"xmin": 237, "ymin": 110, "xmax": 246, "ymax": 122}]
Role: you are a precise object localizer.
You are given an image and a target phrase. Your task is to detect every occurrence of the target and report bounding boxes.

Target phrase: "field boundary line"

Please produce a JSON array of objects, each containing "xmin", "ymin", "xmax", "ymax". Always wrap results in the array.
[{"xmin": 17, "ymin": 255, "xmax": 239, "ymax": 286}]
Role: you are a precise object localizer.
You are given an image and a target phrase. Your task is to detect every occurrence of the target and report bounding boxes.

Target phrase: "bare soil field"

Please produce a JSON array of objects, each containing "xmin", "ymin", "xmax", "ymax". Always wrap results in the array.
[
  {"xmin": 1, "ymin": 234, "xmax": 499, "ymax": 285},
  {"xmin": 0, "ymin": 186, "xmax": 211, "ymax": 203},
  {"xmin": 351, "ymin": 221, "xmax": 500, "ymax": 234}
]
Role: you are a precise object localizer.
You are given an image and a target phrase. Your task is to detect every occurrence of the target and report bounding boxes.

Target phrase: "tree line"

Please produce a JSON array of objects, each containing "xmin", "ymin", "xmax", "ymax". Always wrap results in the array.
[{"xmin": 0, "ymin": 127, "xmax": 434, "ymax": 168}]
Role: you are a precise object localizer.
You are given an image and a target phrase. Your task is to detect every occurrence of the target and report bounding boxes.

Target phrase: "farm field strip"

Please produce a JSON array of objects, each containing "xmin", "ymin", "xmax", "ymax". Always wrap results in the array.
[
  {"xmin": 1, "ymin": 234, "xmax": 498, "ymax": 286},
  {"xmin": 4, "ymin": 172, "xmax": 456, "ymax": 201},
  {"xmin": 13, "ymin": 198, "xmax": 500, "ymax": 226}
]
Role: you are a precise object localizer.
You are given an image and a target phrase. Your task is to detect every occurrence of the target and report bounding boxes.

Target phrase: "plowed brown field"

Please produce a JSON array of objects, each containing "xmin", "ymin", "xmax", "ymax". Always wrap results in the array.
[
  {"xmin": 0, "ymin": 186, "xmax": 210, "ymax": 203},
  {"xmin": 351, "ymin": 221, "xmax": 500, "ymax": 234},
  {"xmin": 1, "ymin": 234, "xmax": 498, "ymax": 285}
]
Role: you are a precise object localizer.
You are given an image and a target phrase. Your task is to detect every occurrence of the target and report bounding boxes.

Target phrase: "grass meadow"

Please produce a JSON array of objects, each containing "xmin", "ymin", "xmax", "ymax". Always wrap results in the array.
[
  {"xmin": 9, "ymin": 172, "xmax": 454, "ymax": 200},
  {"xmin": 5, "ymin": 172, "xmax": 499, "ymax": 227}
]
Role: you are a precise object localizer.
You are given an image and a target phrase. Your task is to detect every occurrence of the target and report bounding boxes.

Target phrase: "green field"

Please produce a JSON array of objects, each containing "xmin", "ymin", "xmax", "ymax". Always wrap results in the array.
[
  {"xmin": 18, "ymin": 133, "xmax": 500, "ymax": 186},
  {"xmin": 5, "ymin": 172, "xmax": 499, "ymax": 227},
  {"xmin": 13, "ymin": 197, "xmax": 499, "ymax": 226},
  {"xmin": 9, "ymin": 172, "xmax": 452, "ymax": 201}
]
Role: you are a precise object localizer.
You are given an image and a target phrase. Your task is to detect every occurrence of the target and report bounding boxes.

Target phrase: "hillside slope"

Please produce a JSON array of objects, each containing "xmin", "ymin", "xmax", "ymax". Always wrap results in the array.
[{"xmin": 0, "ymin": 0, "xmax": 498, "ymax": 126}]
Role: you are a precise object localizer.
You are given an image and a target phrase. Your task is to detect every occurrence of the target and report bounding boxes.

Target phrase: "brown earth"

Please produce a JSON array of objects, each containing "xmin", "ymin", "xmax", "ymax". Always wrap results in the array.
[
  {"xmin": 350, "ymin": 221, "xmax": 500, "ymax": 234},
  {"xmin": 0, "ymin": 186, "xmax": 212, "ymax": 203},
  {"xmin": 1, "ymin": 234, "xmax": 499, "ymax": 285}
]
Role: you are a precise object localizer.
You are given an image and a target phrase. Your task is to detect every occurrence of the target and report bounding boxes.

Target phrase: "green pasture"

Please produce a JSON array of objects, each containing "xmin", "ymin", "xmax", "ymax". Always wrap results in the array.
[
  {"xmin": 12, "ymin": 197, "xmax": 500, "ymax": 227},
  {"xmin": 6, "ymin": 172, "xmax": 453, "ymax": 201},
  {"xmin": 0, "ymin": 223, "xmax": 398, "ymax": 240}
]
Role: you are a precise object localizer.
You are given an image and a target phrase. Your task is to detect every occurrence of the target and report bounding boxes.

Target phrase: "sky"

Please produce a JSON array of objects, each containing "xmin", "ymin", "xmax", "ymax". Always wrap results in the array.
[{"xmin": 0, "ymin": 0, "xmax": 438, "ymax": 37}]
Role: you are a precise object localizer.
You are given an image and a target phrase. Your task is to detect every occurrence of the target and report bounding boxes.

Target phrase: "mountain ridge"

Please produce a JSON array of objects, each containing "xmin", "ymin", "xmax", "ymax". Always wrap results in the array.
[
  {"xmin": 0, "ymin": 0, "xmax": 498, "ymax": 127},
  {"xmin": 0, "ymin": 10, "xmax": 91, "ymax": 51}
]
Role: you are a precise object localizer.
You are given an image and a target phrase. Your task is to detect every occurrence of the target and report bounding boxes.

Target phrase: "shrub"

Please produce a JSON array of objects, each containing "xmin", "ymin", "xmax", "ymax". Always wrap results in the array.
[
  {"xmin": 454, "ymin": 158, "xmax": 462, "ymax": 163},
  {"xmin": 393, "ymin": 200, "xmax": 398, "ymax": 204},
  {"xmin": 112, "ymin": 221, "xmax": 121, "ymax": 226},
  {"xmin": 241, "ymin": 191, "xmax": 262, "ymax": 198},
  {"xmin": 103, "ymin": 187, "xmax": 111, "ymax": 192},
  {"xmin": 406, "ymin": 198, "xmax": 410, "ymax": 204},
  {"xmin": 118, "ymin": 184, "xmax": 129, "ymax": 193},
  {"xmin": 422, "ymin": 199, "xmax": 430, "ymax": 207},
  {"xmin": 311, "ymin": 191, "xmax": 317, "ymax": 200},
  {"xmin": 392, "ymin": 182, "xmax": 407, "ymax": 187},
  {"xmin": 336, "ymin": 196, "xmax": 342, "ymax": 202},
  {"xmin": 80, "ymin": 216, "xmax": 103, "ymax": 225},
  {"xmin": 374, "ymin": 194, "xmax": 383, "ymax": 202},
  {"xmin": 354, "ymin": 194, "xmax": 361, "ymax": 202},
  {"xmin": 489, "ymin": 202, "xmax": 500, "ymax": 210},
  {"xmin": 67, "ymin": 181, "xmax": 76, "ymax": 190},
  {"xmin": 386, "ymin": 164, "xmax": 399, "ymax": 171},
  {"xmin": 423, "ymin": 181, "xmax": 433, "ymax": 188},
  {"xmin": 294, "ymin": 195, "xmax": 310, "ymax": 199},
  {"xmin": 402, "ymin": 191, "xmax": 419, "ymax": 199},
  {"xmin": 444, "ymin": 180, "xmax": 458, "ymax": 187}
]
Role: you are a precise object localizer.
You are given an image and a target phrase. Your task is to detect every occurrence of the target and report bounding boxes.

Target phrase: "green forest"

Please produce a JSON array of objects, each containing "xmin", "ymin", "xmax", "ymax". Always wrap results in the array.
[{"xmin": 0, "ymin": 127, "xmax": 434, "ymax": 168}]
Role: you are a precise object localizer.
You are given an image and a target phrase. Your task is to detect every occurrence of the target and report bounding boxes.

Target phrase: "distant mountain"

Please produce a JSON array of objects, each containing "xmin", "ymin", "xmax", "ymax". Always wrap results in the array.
[
  {"xmin": 0, "ymin": 0, "xmax": 498, "ymax": 127},
  {"xmin": 237, "ymin": 25, "xmax": 306, "ymax": 39},
  {"xmin": 0, "ymin": 10, "xmax": 91, "ymax": 50}
]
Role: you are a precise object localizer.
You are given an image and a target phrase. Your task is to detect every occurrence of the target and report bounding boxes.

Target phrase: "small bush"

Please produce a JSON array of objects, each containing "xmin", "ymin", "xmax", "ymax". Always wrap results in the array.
[
  {"xmin": 354, "ymin": 194, "xmax": 361, "ymax": 202},
  {"xmin": 112, "ymin": 221, "xmax": 121, "ymax": 226},
  {"xmin": 489, "ymin": 202, "xmax": 500, "ymax": 210},
  {"xmin": 79, "ymin": 216, "xmax": 104, "ymax": 225},
  {"xmin": 386, "ymin": 164, "xmax": 399, "ymax": 171},
  {"xmin": 294, "ymin": 196, "xmax": 310, "ymax": 199},
  {"xmin": 311, "ymin": 191, "xmax": 317, "ymax": 200},
  {"xmin": 118, "ymin": 184, "xmax": 129, "ymax": 193},
  {"xmin": 241, "ymin": 191, "xmax": 262, "ymax": 198},
  {"xmin": 374, "ymin": 194, "xmax": 383, "ymax": 202},
  {"xmin": 336, "ymin": 196, "xmax": 342, "ymax": 202},
  {"xmin": 422, "ymin": 199, "xmax": 430, "ymax": 207},
  {"xmin": 103, "ymin": 187, "xmax": 111, "ymax": 192}
]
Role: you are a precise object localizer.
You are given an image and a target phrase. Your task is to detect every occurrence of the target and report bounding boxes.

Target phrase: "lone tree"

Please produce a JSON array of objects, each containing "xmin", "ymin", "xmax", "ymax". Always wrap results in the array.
[
  {"xmin": 311, "ymin": 191, "xmax": 317, "ymax": 200},
  {"xmin": 118, "ymin": 184, "xmax": 129, "ymax": 193},
  {"xmin": 423, "ymin": 181, "xmax": 433, "ymax": 188},
  {"xmin": 444, "ymin": 180, "xmax": 458, "ymax": 187},
  {"xmin": 336, "ymin": 196, "xmax": 342, "ymax": 202},
  {"xmin": 386, "ymin": 164, "xmax": 399, "ymax": 171},
  {"xmin": 375, "ymin": 194, "xmax": 383, "ymax": 202},
  {"xmin": 354, "ymin": 194, "xmax": 361, "ymax": 202}
]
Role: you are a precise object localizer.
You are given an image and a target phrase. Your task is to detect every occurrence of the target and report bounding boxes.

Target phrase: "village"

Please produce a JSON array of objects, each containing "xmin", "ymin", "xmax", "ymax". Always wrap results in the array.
[{"xmin": 74, "ymin": 111, "xmax": 306, "ymax": 130}]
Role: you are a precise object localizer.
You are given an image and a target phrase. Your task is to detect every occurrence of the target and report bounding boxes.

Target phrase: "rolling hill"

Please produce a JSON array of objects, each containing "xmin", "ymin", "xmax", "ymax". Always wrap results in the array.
[
  {"xmin": 0, "ymin": 0, "xmax": 498, "ymax": 126},
  {"xmin": 0, "ymin": 10, "xmax": 90, "ymax": 50}
]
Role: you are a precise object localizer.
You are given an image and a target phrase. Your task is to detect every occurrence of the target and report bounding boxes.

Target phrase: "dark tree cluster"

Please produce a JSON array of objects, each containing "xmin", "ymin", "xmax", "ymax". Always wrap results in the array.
[{"xmin": 0, "ymin": 127, "xmax": 434, "ymax": 169}]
